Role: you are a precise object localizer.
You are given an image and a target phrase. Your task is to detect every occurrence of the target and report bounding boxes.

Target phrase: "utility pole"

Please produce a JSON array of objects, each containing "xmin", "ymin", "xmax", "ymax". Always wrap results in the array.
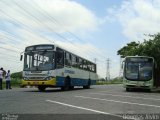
[{"xmin": 106, "ymin": 58, "xmax": 110, "ymax": 81}]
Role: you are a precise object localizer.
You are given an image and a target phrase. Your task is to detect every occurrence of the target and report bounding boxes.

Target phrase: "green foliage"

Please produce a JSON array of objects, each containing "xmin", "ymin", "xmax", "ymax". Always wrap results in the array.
[
  {"xmin": 97, "ymin": 77, "xmax": 123, "ymax": 85},
  {"xmin": 117, "ymin": 33, "xmax": 160, "ymax": 66},
  {"xmin": 117, "ymin": 41, "xmax": 140, "ymax": 58},
  {"xmin": 111, "ymin": 77, "xmax": 123, "ymax": 83},
  {"xmin": 11, "ymin": 71, "xmax": 22, "ymax": 79},
  {"xmin": 2, "ymin": 78, "xmax": 21, "ymax": 88}
]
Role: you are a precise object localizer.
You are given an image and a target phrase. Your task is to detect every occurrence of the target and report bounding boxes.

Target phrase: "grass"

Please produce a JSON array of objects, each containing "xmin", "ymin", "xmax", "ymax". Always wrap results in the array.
[
  {"xmin": 2, "ymin": 78, "xmax": 21, "ymax": 89},
  {"xmin": 96, "ymin": 79, "xmax": 123, "ymax": 85}
]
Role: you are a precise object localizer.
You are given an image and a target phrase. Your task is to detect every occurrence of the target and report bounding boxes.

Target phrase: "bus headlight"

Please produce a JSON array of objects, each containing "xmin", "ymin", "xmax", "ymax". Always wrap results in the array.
[{"xmin": 23, "ymin": 77, "xmax": 29, "ymax": 80}]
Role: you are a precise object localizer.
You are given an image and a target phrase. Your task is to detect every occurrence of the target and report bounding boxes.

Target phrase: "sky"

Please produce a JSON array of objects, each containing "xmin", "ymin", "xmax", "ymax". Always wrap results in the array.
[{"xmin": 0, "ymin": 0, "xmax": 160, "ymax": 78}]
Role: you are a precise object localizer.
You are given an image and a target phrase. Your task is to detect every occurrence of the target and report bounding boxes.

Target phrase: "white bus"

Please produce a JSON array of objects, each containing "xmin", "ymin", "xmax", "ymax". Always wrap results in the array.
[
  {"xmin": 123, "ymin": 56, "xmax": 160, "ymax": 91},
  {"xmin": 20, "ymin": 44, "xmax": 98, "ymax": 91}
]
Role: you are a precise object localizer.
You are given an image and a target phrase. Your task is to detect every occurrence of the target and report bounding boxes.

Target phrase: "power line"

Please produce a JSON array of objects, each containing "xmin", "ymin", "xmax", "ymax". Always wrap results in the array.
[
  {"xmin": 0, "ymin": 46, "xmax": 20, "ymax": 53},
  {"xmin": 0, "ymin": 51, "xmax": 19, "ymax": 58},
  {"xmin": 0, "ymin": 57, "xmax": 21, "ymax": 64},
  {"xmin": 18, "ymin": 0, "xmax": 107, "ymax": 59},
  {"xmin": 7, "ymin": 0, "xmax": 95, "ymax": 61},
  {"xmin": 0, "ymin": 35, "xmax": 24, "ymax": 51},
  {"xmin": 0, "ymin": 29, "xmax": 28, "ymax": 44},
  {"xmin": 0, "ymin": 0, "xmax": 106, "ymax": 62},
  {"xmin": 0, "ymin": 4, "xmax": 54, "ymax": 45},
  {"xmin": 0, "ymin": 0, "xmax": 109, "ymax": 77}
]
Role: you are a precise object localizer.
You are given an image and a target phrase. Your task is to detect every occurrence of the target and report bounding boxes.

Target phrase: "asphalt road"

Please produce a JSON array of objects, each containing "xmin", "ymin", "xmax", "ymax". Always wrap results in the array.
[{"xmin": 0, "ymin": 84, "xmax": 160, "ymax": 120}]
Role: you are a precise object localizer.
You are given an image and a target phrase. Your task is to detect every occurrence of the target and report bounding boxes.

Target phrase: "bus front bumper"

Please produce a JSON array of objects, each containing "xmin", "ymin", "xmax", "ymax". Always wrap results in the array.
[
  {"xmin": 21, "ymin": 78, "xmax": 56, "ymax": 87},
  {"xmin": 123, "ymin": 81, "xmax": 152, "ymax": 89}
]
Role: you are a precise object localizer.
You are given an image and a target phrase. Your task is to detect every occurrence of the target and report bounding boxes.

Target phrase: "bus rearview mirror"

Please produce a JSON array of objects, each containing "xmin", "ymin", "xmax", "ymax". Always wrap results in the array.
[{"xmin": 20, "ymin": 55, "xmax": 23, "ymax": 61}]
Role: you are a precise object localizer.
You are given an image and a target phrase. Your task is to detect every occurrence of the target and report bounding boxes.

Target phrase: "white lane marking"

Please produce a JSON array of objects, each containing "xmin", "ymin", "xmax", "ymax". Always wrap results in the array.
[
  {"xmin": 46, "ymin": 100, "xmax": 122, "ymax": 118},
  {"xmin": 75, "ymin": 96, "xmax": 160, "ymax": 108},
  {"xmin": 99, "ymin": 91, "xmax": 160, "ymax": 98},
  {"xmin": 90, "ymin": 93, "xmax": 160, "ymax": 101}
]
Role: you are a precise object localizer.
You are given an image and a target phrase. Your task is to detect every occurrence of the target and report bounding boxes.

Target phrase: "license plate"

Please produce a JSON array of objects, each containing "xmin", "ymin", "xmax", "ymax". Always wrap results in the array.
[{"xmin": 34, "ymin": 82, "xmax": 39, "ymax": 84}]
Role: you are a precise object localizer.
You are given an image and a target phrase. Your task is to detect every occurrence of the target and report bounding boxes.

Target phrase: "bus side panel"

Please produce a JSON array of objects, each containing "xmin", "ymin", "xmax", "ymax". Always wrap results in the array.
[
  {"xmin": 71, "ymin": 78, "xmax": 97, "ymax": 86},
  {"xmin": 91, "ymin": 80, "xmax": 96, "ymax": 85},
  {"xmin": 56, "ymin": 76, "xmax": 89, "ymax": 86},
  {"xmin": 56, "ymin": 76, "xmax": 96, "ymax": 86},
  {"xmin": 56, "ymin": 76, "xmax": 65, "ymax": 86},
  {"xmin": 90, "ymin": 72, "xmax": 97, "ymax": 85},
  {"xmin": 71, "ymin": 78, "xmax": 87, "ymax": 86}
]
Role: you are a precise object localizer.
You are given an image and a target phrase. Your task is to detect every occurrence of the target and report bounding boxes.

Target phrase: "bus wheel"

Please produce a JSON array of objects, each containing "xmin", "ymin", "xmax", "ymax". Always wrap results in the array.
[
  {"xmin": 70, "ymin": 86, "xmax": 74, "ymax": 90},
  {"xmin": 61, "ymin": 77, "xmax": 71, "ymax": 91},
  {"xmin": 83, "ymin": 79, "xmax": 91, "ymax": 89},
  {"xmin": 126, "ymin": 88, "xmax": 131, "ymax": 92},
  {"xmin": 146, "ymin": 89, "xmax": 151, "ymax": 92},
  {"xmin": 38, "ymin": 86, "xmax": 46, "ymax": 91}
]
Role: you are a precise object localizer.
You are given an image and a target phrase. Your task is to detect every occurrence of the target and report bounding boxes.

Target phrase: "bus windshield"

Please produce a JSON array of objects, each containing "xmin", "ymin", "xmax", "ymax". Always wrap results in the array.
[
  {"xmin": 125, "ymin": 58, "xmax": 153, "ymax": 81},
  {"xmin": 24, "ymin": 51, "xmax": 55, "ymax": 71}
]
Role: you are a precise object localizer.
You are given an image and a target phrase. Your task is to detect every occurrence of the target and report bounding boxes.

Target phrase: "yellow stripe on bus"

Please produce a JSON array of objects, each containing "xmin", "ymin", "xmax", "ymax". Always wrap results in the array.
[{"xmin": 21, "ymin": 78, "xmax": 56, "ymax": 86}]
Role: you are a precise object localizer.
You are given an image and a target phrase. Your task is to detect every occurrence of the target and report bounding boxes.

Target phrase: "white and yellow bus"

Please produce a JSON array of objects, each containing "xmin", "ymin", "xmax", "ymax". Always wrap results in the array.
[
  {"xmin": 20, "ymin": 44, "xmax": 98, "ymax": 91},
  {"xmin": 123, "ymin": 56, "xmax": 160, "ymax": 91}
]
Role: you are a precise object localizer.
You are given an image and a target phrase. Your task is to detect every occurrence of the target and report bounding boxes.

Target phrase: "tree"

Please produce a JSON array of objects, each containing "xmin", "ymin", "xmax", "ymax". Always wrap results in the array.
[
  {"xmin": 11, "ymin": 71, "xmax": 22, "ymax": 79},
  {"xmin": 117, "ymin": 41, "xmax": 140, "ymax": 58},
  {"xmin": 118, "ymin": 33, "xmax": 160, "ymax": 86},
  {"xmin": 117, "ymin": 33, "xmax": 160, "ymax": 66}
]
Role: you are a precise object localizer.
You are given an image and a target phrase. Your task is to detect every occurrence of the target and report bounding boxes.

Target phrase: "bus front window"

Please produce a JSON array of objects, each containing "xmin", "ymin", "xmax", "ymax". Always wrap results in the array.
[
  {"xmin": 125, "ymin": 62, "xmax": 139, "ymax": 80},
  {"xmin": 139, "ymin": 62, "xmax": 153, "ymax": 80},
  {"xmin": 125, "ymin": 61, "xmax": 153, "ymax": 81},
  {"xmin": 24, "ymin": 51, "xmax": 55, "ymax": 71}
]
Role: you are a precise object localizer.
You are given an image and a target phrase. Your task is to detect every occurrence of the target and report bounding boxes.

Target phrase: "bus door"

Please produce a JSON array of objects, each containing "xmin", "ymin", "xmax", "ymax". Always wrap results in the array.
[{"xmin": 56, "ymin": 48, "xmax": 64, "ymax": 69}]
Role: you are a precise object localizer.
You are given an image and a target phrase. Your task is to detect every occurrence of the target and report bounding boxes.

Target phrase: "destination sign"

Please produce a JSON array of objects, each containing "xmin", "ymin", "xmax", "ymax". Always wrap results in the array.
[
  {"xmin": 36, "ymin": 45, "xmax": 53, "ymax": 50},
  {"xmin": 127, "ymin": 57, "xmax": 153, "ymax": 62},
  {"xmin": 26, "ymin": 47, "xmax": 34, "ymax": 51},
  {"xmin": 26, "ymin": 45, "xmax": 54, "ymax": 51}
]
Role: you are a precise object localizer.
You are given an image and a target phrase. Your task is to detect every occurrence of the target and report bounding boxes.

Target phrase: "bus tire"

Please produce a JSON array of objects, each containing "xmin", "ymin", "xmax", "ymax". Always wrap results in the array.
[
  {"xmin": 38, "ymin": 86, "xmax": 46, "ymax": 91},
  {"xmin": 147, "ymin": 89, "xmax": 151, "ymax": 92},
  {"xmin": 83, "ymin": 79, "xmax": 91, "ymax": 89},
  {"xmin": 70, "ymin": 86, "xmax": 74, "ymax": 90},
  {"xmin": 126, "ymin": 88, "xmax": 131, "ymax": 92},
  {"xmin": 62, "ymin": 77, "xmax": 71, "ymax": 91}
]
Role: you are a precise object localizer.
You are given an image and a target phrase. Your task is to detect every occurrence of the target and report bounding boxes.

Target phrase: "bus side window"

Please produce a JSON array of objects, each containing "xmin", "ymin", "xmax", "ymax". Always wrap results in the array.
[
  {"xmin": 64, "ymin": 52, "xmax": 67, "ymax": 65},
  {"xmin": 72, "ymin": 55, "xmax": 76, "ymax": 67},
  {"xmin": 88, "ymin": 62, "xmax": 93, "ymax": 72},
  {"xmin": 86, "ymin": 61, "xmax": 90, "ymax": 71},
  {"xmin": 83, "ymin": 60, "xmax": 87, "ymax": 70},
  {"xmin": 90, "ymin": 64, "xmax": 96, "ymax": 73},
  {"xmin": 79, "ymin": 58, "xmax": 83, "ymax": 69},
  {"xmin": 75, "ymin": 56, "xmax": 79, "ymax": 68},
  {"xmin": 65, "ymin": 52, "xmax": 71, "ymax": 66}
]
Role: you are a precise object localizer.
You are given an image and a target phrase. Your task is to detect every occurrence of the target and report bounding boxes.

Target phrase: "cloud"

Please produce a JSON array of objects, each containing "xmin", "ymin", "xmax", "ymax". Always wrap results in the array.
[
  {"xmin": 0, "ymin": 0, "xmax": 119, "ymax": 78},
  {"xmin": 106, "ymin": 0, "xmax": 160, "ymax": 41},
  {"xmin": 55, "ymin": 41, "xmax": 100, "ymax": 59},
  {"xmin": 0, "ymin": 0, "xmax": 102, "ymax": 73},
  {"xmin": 0, "ymin": 0, "xmax": 98, "ymax": 34},
  {"xmin": 101, "ymin": 0, "xmax": 160, "ymax": 78}
]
